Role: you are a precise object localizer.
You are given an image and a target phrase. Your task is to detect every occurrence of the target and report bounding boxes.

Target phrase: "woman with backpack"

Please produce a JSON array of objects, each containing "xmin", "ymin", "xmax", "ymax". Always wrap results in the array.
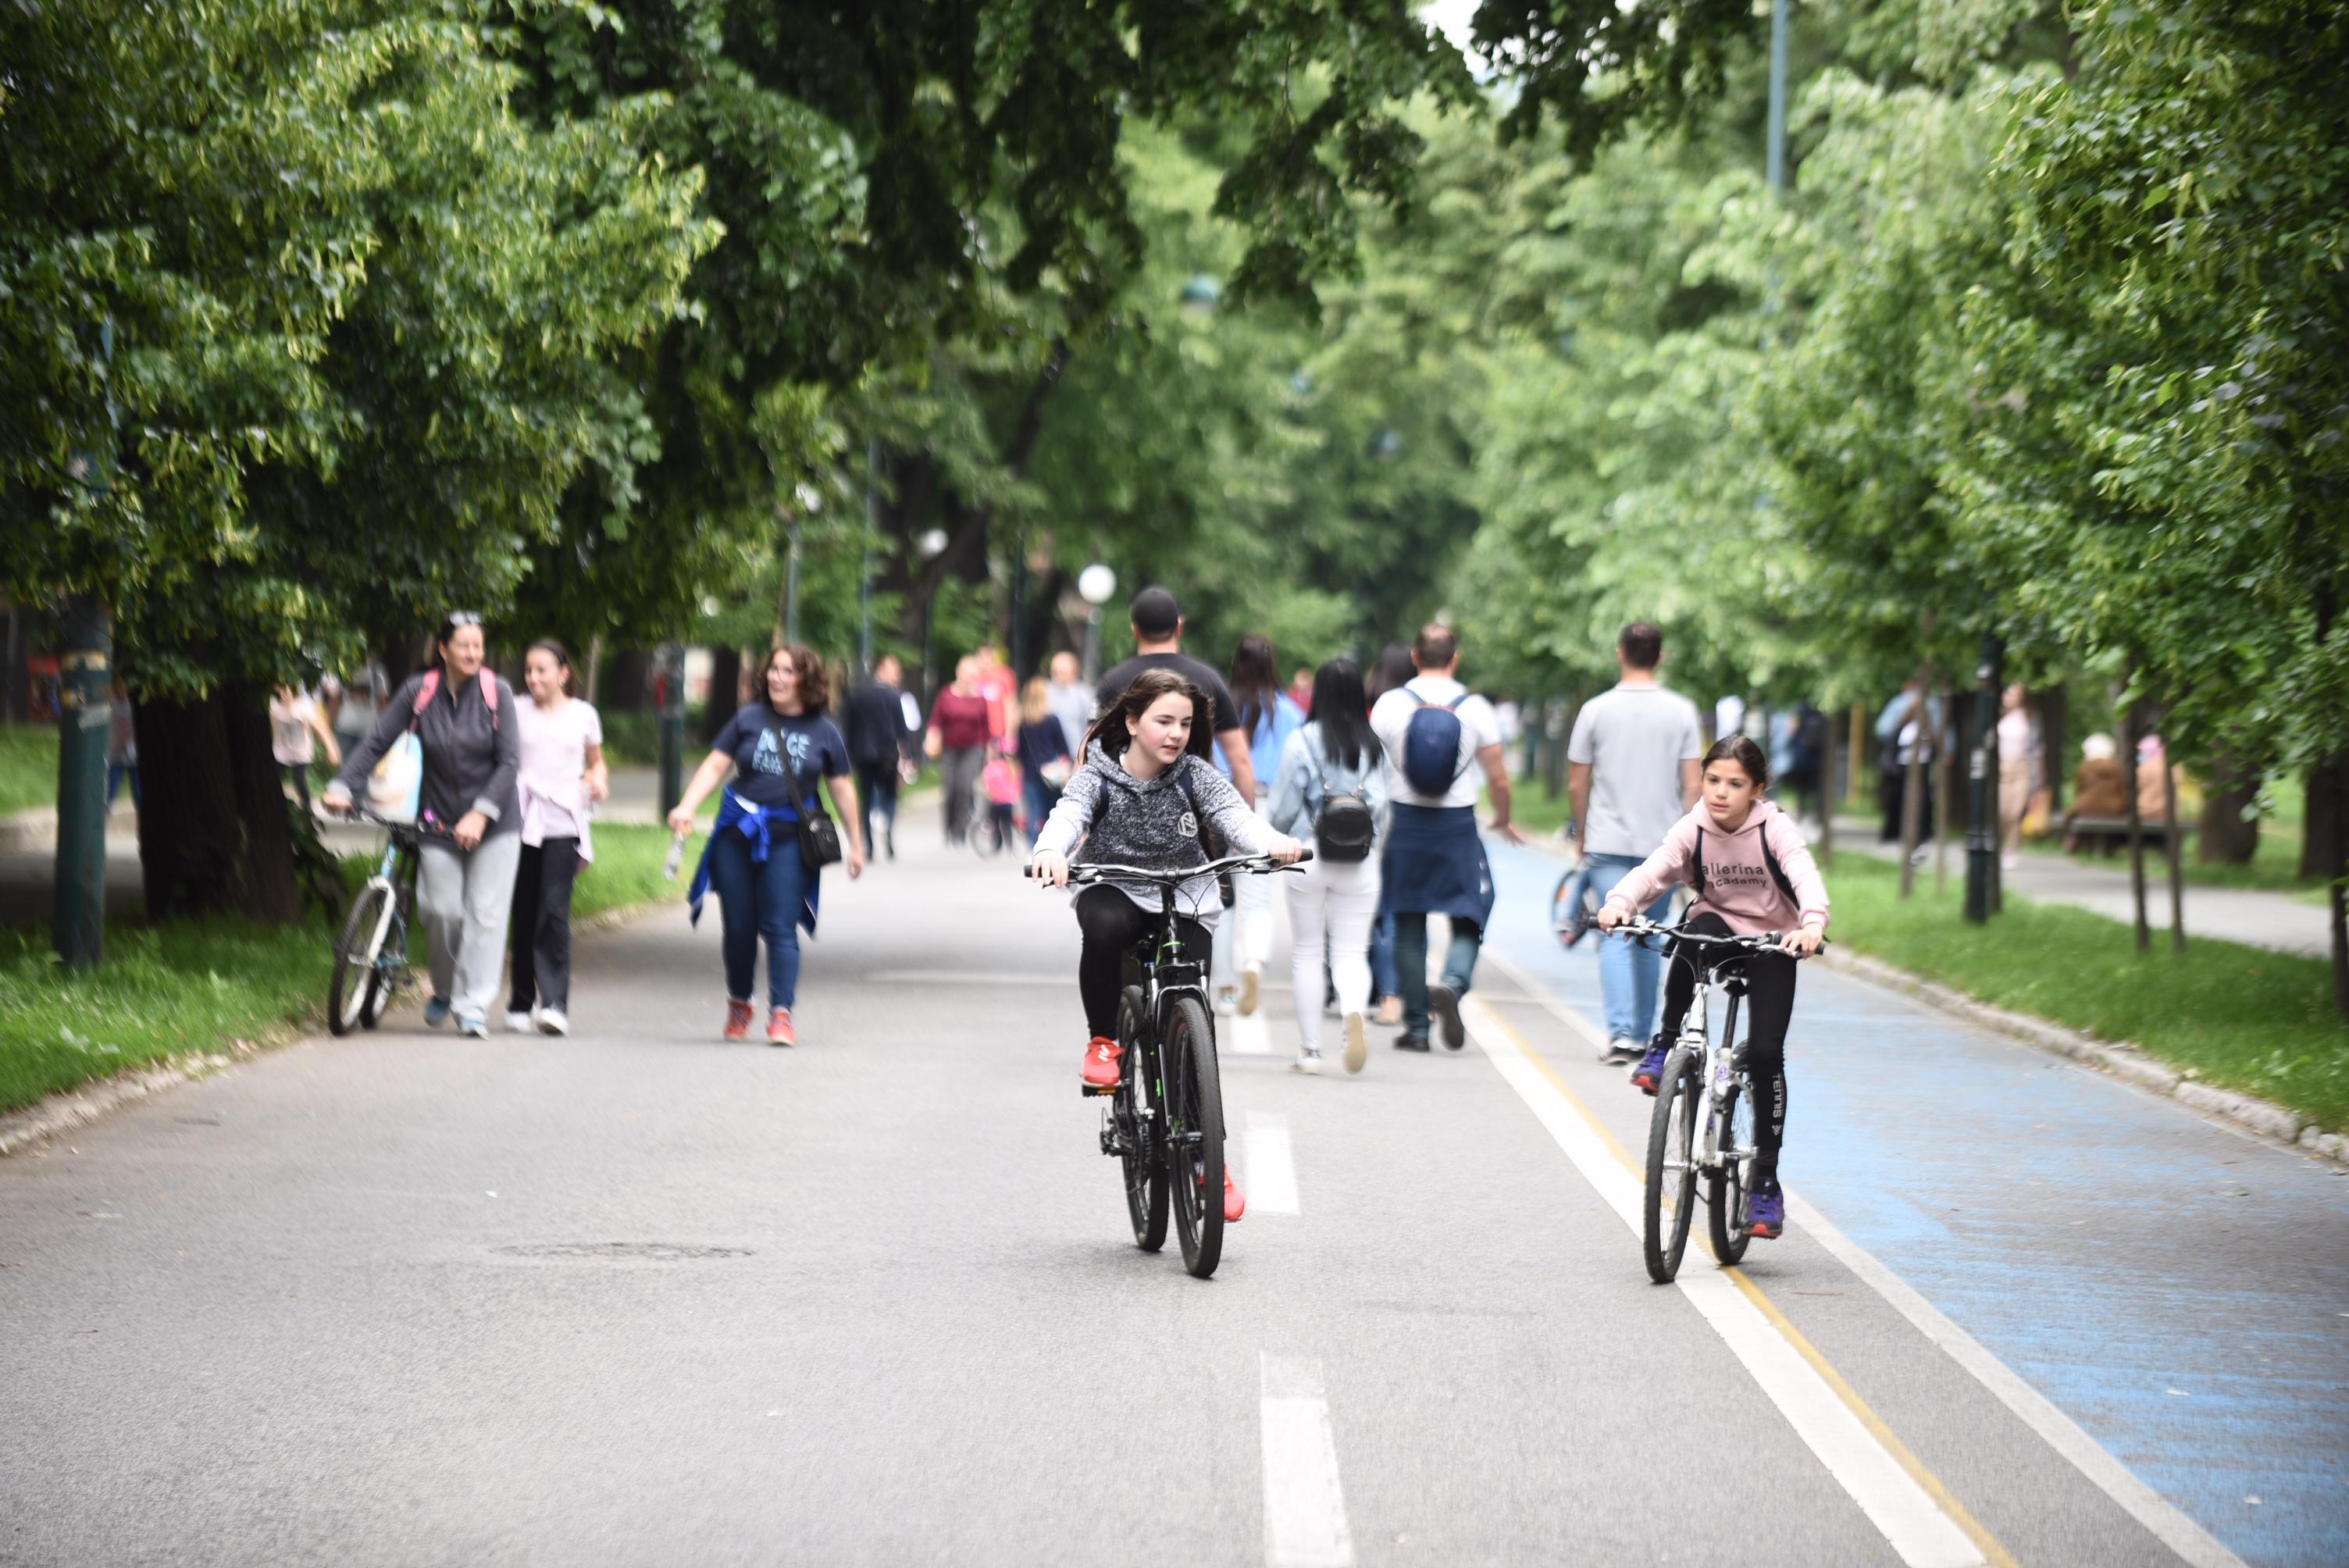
[
  {"xmin": 1213, "ymin": 633, "xmax": 1304, "ymax": 1017},
  {"xmin": 1267, "ymin": 658, "xmax": 1388, "ymax": 1074},
  {"xmin": 324, "ymin": 611, "xmax": 520, "ymax": 1039},
  {"xmin": 671, "ymin": 645, "xmax": 864, "ymax": 1046}
]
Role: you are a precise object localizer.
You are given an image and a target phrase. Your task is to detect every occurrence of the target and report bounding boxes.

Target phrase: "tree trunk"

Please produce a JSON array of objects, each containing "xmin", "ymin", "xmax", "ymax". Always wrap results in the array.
[
  {"xmin": 1935, "ymin": 681, "xmax": 1955, "ymax": 895},
  {"xmin": 2198, "ymin": 754, "xmax": 2261, "ymax": 864},
  {"xmin": 2041, "ymin": 684, "xmax": 2067, "ymax": 813},
  {"xmin": 2301, "ymin": 755, "xmax": 2343, "ymax": 882},
  {"xmin": 2122, "ymin": 684, "xmax": 2150, "ymax": 953},
  {"xmin": 583, "ymin": 634, "xmax": 604, "ymax": 707},
  {"xmin": 222, "ymin": 682, "xmax": 303, "ymax": 924},
  {"xmin": 2328, "ymin": 749, "xmax": 2349, "ymax": 1019},
  {"xmin": 1817, "ymin": 713, "xmax": 1836, "ymax": 869},
  {"xmin": 2161, "ymin": 743, "xmax": 2186, "ymax": 953},
  {"xmin": 702, "ymin": 646, "xmax": 741, "ymax": 744}
]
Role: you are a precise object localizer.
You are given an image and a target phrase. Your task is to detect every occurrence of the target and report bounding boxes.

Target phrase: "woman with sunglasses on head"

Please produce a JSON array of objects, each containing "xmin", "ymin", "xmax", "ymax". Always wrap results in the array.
[
  {"xmin": 324, "ymin": 611, "xmax": 521, "ymax": 1038},
  {"xmin": 672, "ymin": 645, "xmax": 865, "ymax": 1046}
]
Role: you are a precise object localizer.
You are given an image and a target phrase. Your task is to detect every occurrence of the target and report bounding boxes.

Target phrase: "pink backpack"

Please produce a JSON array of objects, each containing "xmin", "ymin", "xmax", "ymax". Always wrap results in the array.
[{"xmin": 411, "ymin": 668, "xmax": 500, "ymax": 731}]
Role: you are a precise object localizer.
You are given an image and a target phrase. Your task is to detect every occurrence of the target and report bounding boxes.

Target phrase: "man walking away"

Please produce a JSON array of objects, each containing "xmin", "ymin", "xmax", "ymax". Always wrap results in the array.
[
  {"xmin": 1568, "ymin": 622, "xmax": 1702, "ymax": 1062},
  {"xmin": 1093, "ymin": 586, "xmax": 1255, "ymax": 801},
  {"xmin": 1046, "ymin": 650, "xmax": 1093, "ymax": 757},
  {"xmin": 1370, "ymin": 624, "xmax": 1524, "ymax": 1052},
  {"xmin": 843, "ymin": 654, "xmax": 913, "ymax": 861}
]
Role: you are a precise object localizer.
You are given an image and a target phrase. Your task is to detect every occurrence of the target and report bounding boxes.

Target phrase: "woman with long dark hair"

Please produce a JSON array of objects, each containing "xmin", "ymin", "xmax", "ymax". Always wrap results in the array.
[
  {"xmin": 1029, "ymin": 668, "xmax": 1303, "ymax": 1223},
  {"xmin": 672, "ymin": 645, "xmax": 864, "ymax": 1046},
  {"xmin": 1267, "ymin": 658, "xmax": 1388, "ymax": 1074},
  {"xmin": 1214, "ymin": 632, "xmax": 1303, "ymax": 1017},
  {"xmin": 504, "ymin": 639, "xmax": 608, "ymax": 1035}
]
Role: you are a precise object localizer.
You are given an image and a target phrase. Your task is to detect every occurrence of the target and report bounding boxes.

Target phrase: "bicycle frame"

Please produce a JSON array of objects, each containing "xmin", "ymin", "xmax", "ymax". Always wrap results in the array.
[{"xmin": 1666, "ymin": 955, "xmax": 1756, "ymax": 1199}]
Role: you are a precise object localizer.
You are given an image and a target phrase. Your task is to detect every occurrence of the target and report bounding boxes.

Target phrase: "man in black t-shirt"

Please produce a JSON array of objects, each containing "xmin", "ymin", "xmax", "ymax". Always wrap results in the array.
[{"xmin": 1093, "ymin": 586, "xmax": 1255, "ymax": 800}]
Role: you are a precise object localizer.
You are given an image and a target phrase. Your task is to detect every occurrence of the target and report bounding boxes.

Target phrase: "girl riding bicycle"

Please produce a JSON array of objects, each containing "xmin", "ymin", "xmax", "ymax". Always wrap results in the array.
[
  {"xmin": 1594, "ymin": 734, "xmax": 1828, "ymax": 1240},
  {"xmin": 1030, "ymin": 669, "xmax": 1305, "ymax": 1224}
]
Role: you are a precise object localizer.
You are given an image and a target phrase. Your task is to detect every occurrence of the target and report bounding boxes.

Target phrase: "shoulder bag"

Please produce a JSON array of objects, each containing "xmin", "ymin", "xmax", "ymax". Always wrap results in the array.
[{"xmin": 765, "ymin": 715, "xmax": 843, "ymax": 871}]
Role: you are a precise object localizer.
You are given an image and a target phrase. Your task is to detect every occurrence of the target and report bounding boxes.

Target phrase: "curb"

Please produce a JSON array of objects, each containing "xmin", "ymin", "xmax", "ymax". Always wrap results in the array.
[
  {"xmin": 1818, "ymin": 946, "xmax": 2345, "ymax": 1167},
  {"xmin": 0, "ymin": 893, "xmax": 679, "ymax": 1160}
]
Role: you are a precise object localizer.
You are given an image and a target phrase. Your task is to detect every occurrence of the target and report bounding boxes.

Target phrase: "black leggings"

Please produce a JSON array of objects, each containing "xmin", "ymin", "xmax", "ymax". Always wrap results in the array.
[
  {"xmin": 1659, "ymin": 911, "xmax": 1797, "ymax": 1182},
  {"xmin": 1075, "ymin": 885, "xmax": 1210, "ymax": 1038}
]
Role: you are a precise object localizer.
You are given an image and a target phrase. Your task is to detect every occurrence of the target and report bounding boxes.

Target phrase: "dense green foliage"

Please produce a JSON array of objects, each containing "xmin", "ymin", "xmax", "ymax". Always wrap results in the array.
[{"xmin": 0, "ymin": 725, "xmax": 58, "ymax": 818}]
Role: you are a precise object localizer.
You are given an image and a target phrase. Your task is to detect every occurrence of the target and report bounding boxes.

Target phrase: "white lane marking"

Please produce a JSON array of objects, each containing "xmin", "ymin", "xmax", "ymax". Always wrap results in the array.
[
  {"xmin": 1246, "ymin": 1112, "xmax": 1301, "ymax": 1215},
  {"xmin": 1260, "ymin": 1353, "xmax": 1356, "ymax": 1568},
  {"xmin": 1467, "ymin": 997, "xmax": 1984, "ymax": 1568},
  {"xmin": 1227, "ymin": 1011, "xmax": 1274, "ymax": 1056},
  {"xmin": 1790, "ymin": 1195, "xmax": 2248, "ymax": 1568},
  {"xmin": 1481, "ymin": 946, "xmax": 2247, "ymax": 1568}
]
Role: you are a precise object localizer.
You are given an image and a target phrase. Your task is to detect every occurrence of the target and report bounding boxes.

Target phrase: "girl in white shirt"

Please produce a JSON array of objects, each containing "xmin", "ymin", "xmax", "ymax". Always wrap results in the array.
[{"xmin": 506, "ymin": 640, "xmax": 608, "ymax": 1035}]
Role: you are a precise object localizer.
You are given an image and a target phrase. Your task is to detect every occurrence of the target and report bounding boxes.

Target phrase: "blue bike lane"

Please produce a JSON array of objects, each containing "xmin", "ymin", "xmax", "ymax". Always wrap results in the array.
[{"xmin": 1477, "ymin": 834, "xmax": 2349, "ymax": 1568}]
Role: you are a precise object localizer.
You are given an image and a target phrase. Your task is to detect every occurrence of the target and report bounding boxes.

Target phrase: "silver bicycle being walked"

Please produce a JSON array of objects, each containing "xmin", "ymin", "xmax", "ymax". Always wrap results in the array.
[{"xmin": 1614, "ymin": 918, "xmax": 1820, "ymax": 1283}]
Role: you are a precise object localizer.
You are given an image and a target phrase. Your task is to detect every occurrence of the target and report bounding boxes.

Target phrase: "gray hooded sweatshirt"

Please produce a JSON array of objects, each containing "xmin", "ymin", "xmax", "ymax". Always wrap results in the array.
[{"xmin": 1034, "ymin": 741, "xmax": 1271, "ymax": 922}]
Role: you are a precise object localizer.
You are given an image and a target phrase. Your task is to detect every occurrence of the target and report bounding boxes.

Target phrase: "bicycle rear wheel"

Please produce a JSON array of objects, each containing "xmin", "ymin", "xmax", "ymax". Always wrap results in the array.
[
  {"xmin": 1706, "ymin": 1069, "xmax": 1756, "ymax": 1266},
  {"xmin": 1642, "ymin": 1047, "xmax": 1701, "ymax": 1283},
  {"xmin": 1116, "ymin": 985, "xmax": 1168, "ymax": 1251},
  {"xmin": 329, "ymin": 883, "xmax": 390, "ymax": 1037},
  {"xmin": 1162, "ymin": 995, "xmax": 1225, "ymax": 1279}
]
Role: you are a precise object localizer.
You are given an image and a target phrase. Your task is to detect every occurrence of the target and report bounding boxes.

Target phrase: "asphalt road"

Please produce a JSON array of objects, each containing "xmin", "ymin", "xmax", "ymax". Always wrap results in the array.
[{"xmin": 3, "ymin": 806, "xmax": 2342, "ymax": 1566}]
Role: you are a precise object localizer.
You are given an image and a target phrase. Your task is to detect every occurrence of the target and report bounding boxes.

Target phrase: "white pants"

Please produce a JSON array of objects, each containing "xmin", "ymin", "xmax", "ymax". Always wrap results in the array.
[
  {"xmin": 1213, "ymin": 802, "xmax": 1276, "ymax": 988},
  {"xmin": 418, "ymin": 832, "xmax": 522, "ymax": 1024},
  {"xmin": 1286, "ymin": 850, "xmax": 1380, "ymax": 1050}
]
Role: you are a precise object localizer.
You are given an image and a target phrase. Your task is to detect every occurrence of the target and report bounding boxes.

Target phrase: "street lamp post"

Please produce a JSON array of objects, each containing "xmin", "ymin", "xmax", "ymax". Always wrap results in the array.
[
  {"xmin": 1077, "ymin": 563, "xmax": 1117, "ymax": 688},
  {"xmin": 916, "ymin": 528, "xmax": 949, "ymax": 707}
]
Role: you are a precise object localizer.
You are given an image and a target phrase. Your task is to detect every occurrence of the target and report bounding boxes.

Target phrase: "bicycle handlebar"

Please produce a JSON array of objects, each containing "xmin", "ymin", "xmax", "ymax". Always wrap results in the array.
[
  {"xmin": 333, "ymin": 804, "xmax": 452, "ymax": 838},
  {"xmin": 1025, "ymin": 850, "xmax": 1313, "ymax": 884},
  {"xmin": 1609, "ymin": 917, "xmax": 1827, "ymax": 953}
]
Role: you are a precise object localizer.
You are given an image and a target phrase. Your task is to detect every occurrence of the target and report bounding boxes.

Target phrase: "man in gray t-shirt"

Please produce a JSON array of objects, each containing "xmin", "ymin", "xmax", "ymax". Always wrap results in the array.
[{"xmin": 1567, "ymin": 621, "xmax": 1702, "ymax": 1060}]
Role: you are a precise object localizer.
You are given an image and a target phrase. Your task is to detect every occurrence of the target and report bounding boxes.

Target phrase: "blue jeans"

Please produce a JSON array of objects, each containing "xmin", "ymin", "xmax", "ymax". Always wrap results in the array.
[
  {"xmin": 1393, "ymin": 913, "xmax": 1481, "ymax": 1040},
  {"xmin": 709, "ymin": 829, "xmax": 808, "ymax": 1009},
  {"xmin": 1585, "ymin": 852, "xmax": 1673, "ymax": 1041},
  {"xmin": 1024, "ymin": 778, "xmax": 1060, "ymax": 848},
  {"xmin": 1369, "ymin": 913, "xmax": 1398, "ymax": 1000}
]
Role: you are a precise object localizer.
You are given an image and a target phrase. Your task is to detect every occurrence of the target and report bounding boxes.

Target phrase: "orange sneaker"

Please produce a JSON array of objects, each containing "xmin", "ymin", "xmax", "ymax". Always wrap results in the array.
[
  {"xmin": 1224, "ymin": 1167, "xmax": 1246, "ymax": 1224},
  {"xmin": 724, "ymin": 1000, "xmax": 754, "ymax": 1040},
  {"xmin": 1080, "ymin": 1035, "xmax": 1122, "ymax": 1091},
  {"xmin": 767, "ymin": 1007, "xmax": 795, "ymax": 1046}
]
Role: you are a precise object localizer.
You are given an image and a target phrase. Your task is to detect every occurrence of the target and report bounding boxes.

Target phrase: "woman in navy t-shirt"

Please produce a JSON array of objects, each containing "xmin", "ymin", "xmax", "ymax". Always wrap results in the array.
[{"xmin": 670, "ymin": 645, "xmax": 863, "ymax": 1044}]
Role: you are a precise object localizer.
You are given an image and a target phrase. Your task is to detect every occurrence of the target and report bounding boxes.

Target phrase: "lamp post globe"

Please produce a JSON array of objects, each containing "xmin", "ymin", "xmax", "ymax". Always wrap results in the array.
[{"xmin": 1077, "ymin": 563, "xmax": 1117, "ymax": 686}]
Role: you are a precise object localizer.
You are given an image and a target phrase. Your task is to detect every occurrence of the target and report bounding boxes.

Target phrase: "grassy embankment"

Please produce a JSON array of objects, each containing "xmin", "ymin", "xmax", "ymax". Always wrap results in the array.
[
  {"xmin": 0, "ymin": 723, "xmax": 59, "ymax": 816},
  {"xmin": 0, "ymin": 823, "xmax": 686, "ymax": 1116},
  {"xmin": 1827, "ymin": 854, "xmax": 2348, "ymax": 1132}
]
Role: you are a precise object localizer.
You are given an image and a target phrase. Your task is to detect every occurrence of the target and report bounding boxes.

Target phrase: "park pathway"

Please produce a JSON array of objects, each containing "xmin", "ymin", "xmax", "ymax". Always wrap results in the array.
[{"xmin": 2, "ymin": 805, "xmax": 2343, "ymax": 1566}]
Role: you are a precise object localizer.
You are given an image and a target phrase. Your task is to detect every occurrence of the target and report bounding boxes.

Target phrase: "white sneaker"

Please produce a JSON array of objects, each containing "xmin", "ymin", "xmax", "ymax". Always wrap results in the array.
[
  {"xmin": 458, "ymin": 1016, "xmax": 489, "ymax": 1039},
  {"xmin": 1213, "ymin": 989, "xmax": 1237, "ymax": 1018},
  {"xmin": 1602, "ymin": 1034, "xmax": 1639, "ymax": 1064},
  {"xmin": 1341, "ymin": 1011, "xmax": 1367, "ymax": 1074},
  {"xmin": 1291, "ymin": 1048, "xmax": 1324, "ymax": 1075},
  {"xmin": 1237, "ymin": 965, "xmax": 1261, "ymax": 1017},
  {"xmin": 536, "ymin": 1009, "xmax": 569, "ymax": 1036},
  {"xmin": 504, "ymin": 1010, "xmax": 533, "ymax": 1034}
]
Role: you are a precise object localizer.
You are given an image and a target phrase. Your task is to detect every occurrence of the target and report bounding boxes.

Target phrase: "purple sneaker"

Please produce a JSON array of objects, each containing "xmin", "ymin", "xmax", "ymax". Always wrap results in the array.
[
  {"xmin": 1630, "ymin": 1036, "xmax": 1670, "ymax": 1096},
  {"xmin": 1747, "ymin": 1182, "xmax": 1784, "ymax": 1239}
]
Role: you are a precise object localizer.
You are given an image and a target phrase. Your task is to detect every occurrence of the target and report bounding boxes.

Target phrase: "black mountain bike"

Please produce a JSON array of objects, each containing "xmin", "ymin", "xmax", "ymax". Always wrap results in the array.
[
  {"xmin": 1614, "ymin": 918, "xmax": 1820, "ymax": 1283},
  {"xmin": 1035, "ymin": 852, "xmax": 1310, "ymax": 1279}
]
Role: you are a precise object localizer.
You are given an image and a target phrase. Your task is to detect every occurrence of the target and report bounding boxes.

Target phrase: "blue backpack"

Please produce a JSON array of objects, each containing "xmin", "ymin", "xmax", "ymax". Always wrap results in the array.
[{"xmin": 1400, "ymin": 691, "xmax": 1473, "ymax": 797}]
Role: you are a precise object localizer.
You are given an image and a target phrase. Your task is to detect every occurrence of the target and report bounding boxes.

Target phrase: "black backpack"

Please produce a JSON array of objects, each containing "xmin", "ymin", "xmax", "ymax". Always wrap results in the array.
[
  {"xmin": 1306, "ymin": 737, "xmax": 1378, "ymax": 863},
  {"xmin": 1692, "ymin": 823, "xmax": 1797, "ymax": 903}
]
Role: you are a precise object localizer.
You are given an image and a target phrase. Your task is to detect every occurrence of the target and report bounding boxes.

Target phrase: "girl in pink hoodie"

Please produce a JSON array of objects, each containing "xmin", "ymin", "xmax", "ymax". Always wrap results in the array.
[{"xmin": 1595, "ymin": 735, "xmax": 1829, "ymax": 1240}]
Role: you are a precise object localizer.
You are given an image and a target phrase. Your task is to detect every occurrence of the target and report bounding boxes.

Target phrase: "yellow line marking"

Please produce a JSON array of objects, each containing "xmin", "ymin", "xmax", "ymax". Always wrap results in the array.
[{"xmin": 1473, "ymin": 992, "xmax": 2017, "ymax": 1568}]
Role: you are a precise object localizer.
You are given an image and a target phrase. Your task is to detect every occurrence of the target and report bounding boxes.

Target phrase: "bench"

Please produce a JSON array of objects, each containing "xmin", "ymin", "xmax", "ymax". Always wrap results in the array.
[{"xmin": 2065, "ymin": 814, "xmax": 2197, "ymax": 856}]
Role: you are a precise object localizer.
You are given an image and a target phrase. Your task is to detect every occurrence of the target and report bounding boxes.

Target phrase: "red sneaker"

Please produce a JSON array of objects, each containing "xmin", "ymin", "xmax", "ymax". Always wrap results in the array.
[
  {"xmin": 1080, "ymin": 1035, "xmax": 1122, "ymax": 1091},
  {"xmin": 767, "ymin": 1008, "xmax": 795, "ymax": 1046},
  {"xmin": 724, "ymin": 1000, "xmax": 754, "ymax": 1041},
  {"xmin": 1224, "ymin": 1167, "xmax": 1246, "ymax": 1224}
]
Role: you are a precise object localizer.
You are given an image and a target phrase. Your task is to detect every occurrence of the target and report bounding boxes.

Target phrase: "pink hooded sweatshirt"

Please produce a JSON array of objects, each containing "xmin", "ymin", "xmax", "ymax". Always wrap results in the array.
[{"xmin": 1602, "ymin": 799, "xmax": 1830, "ymax": 936}]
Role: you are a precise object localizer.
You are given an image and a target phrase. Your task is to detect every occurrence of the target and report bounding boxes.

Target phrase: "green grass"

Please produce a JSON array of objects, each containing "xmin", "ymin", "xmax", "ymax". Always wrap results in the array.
[
  {"xmin": 0, "ymin": 723, "xmax": 58, "ymax": 816},
  {"xmin": 0, "ymin": 823, "xmax": 686, "ymax": 1117},
  {"xmin": 1828, "ymin": 854, "xmax": 2349, "ymax": 1132}
]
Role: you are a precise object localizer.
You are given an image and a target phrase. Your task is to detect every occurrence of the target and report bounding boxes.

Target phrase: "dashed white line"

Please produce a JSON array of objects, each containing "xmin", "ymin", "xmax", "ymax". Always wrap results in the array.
[
  {"xmin": 1260, "ymin": 1352, "xmax": 1356, "ymax": 1568},
  {"xmin": 1246, "ymin": 1112, "xmax": 1301, "ymax": 1215}
]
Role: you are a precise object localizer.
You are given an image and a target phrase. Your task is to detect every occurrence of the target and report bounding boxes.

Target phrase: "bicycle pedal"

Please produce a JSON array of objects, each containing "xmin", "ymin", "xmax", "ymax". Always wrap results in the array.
[{"xmin": 1081, "ymin": 1082, "xmax": 1117, "ymax": 1099}]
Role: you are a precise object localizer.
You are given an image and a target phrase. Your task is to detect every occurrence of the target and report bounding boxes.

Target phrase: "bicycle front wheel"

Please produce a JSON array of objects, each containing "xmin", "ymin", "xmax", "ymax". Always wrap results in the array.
[
  {"xmin": 1117, "ymin": 985, "xmax": 1168, "ymax": 1252},
  {"xmin": 329, "ymin": 882, "xmax": 390, "ymax": 1037},
  {"xmin": 1706, "ymin": 1072, "xmax": 1756, "ymax": 1267},
  {"xmin": 1162, "ymin": 995, "xmax": 1226, "ymax": 1279},
  {"xmin": 1642, "ymin": 1048, "xmax": 1701, "ymax": 1283}
]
